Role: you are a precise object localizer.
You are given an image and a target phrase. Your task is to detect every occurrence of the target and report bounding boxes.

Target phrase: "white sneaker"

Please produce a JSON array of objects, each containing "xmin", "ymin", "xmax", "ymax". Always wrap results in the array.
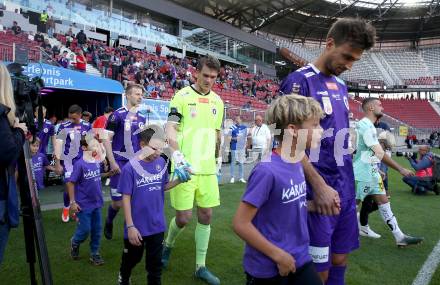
[
  {"xmin": 239, "ymin": 178, "xmax": 246, "ymax": 183},
  {"xmin": 230, "ymin": 177, "xmax": 235, "ymax": 183},
  {"xmin": 359, "ymin": 225, "xmax": 381, "ymax": 239}
]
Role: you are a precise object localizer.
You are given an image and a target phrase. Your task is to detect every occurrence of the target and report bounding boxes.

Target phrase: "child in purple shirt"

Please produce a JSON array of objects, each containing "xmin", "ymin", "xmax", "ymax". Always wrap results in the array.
[
  {"xmin": 30, "ymin": 138, "xmax": 54, "ymax": 191},
  {"xmin": 233, "ymin": 95, "xmax": 324, "ymax": 285},
  {"xmin": 117, "ymin": 125, "xmax": 186, "ymax": 285},
  {"xmin": 67, "ymin": 137, "xmax": 108, "ymax": 265}
]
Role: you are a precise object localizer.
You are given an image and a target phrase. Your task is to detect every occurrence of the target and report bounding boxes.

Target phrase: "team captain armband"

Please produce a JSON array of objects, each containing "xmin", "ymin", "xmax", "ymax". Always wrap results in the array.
[{"xmin": 168, "ymin": 107, "xmax": 182, "ymax": 123}]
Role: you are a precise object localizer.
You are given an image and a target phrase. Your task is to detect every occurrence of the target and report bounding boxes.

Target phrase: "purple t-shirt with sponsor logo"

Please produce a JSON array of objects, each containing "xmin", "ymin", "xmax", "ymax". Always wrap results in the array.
[
  {"xmin": 279, "ymin": 63, "xmax": 355, "ymax": 202},
  {"xmin": 57, "ymin": 120, "xmax": 92, "ymax": 162},
  {"xmin": 106, "ymin": 107, "xmax": 147, "ymax": 162},
  {"xmin": 117, "ymin": 157, "xmax": 169, "ymax": 238},
  {"xmin": 35, "ymin": 119, "xmax": 55, "ymax": 155},
  {"xmin": 68, "ymin": 158, "xmax": 103, "ymax": 210},
  {"xmin": 242, "ymin": 153, "xmax": 311, "ymax": 278},
  {"xmin": 31, "ymin": 153, "xmax": 49, "ymax": 191}
]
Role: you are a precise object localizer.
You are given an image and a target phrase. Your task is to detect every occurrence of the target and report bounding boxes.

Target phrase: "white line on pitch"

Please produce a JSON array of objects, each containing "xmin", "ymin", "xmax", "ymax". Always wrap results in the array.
[{"xmin": 412, "ymin": 239, "xmax": 440, "ymax": 285}]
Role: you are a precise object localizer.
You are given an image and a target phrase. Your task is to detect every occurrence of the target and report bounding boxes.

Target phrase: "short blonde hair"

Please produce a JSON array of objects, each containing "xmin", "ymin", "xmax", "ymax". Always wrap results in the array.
[{"xmin": 266, "ymin": 94, "xmax": 323, "ymax": 141}]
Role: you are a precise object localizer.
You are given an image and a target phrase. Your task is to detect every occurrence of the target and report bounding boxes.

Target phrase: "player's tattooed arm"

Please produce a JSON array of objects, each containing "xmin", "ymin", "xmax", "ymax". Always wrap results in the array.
[
  {"xmin": 301, "ymin": 156, "xmax": 341, "ymax": 215},
  {"xmin": 215, "ymin": 129, "xmax": 221, "ymax": 159}
]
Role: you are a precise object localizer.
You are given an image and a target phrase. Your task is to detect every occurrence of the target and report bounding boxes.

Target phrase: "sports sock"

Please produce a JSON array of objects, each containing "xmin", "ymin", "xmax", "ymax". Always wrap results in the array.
[
  {"xmin": 326, "ymin": 265, "xmax": 346, "ymax": 285},
  {"xmin": 359, "ymin": 196, "xmax": 378, "ymax": 226},
  {"xmin": 195, "ymin": 222, "xmax": 211, "ymax": 268},
  {"xmin": 106, "ymin": 204, "xmax": 119, "ymax": 225},
  {"xmin": 378, "ymin": 202, "xmax": 404, "ymax": 241},
  {"xmin": 165, "ymin": 217, "xmax": 185, "ymax": 248},
  {"xmin": 63, "ymin": 191, "xmax": 70, "ymax": 208}
]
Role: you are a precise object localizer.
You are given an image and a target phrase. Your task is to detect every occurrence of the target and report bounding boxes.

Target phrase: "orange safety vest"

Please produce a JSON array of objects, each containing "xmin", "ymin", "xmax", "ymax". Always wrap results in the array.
[{"xmin": 415, "ymin": 156, "xmax": 433, "ymax": 177}]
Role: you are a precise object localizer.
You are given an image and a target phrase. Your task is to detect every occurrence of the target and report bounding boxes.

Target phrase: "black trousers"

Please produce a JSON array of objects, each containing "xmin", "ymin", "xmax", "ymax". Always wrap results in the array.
[
  {"xmin": 119, "ymin": 232, "xmax": 164, "ymax": 285},
  {"xmin": 246, "ymin": 262, "xmax": 322, "ymax": 285}
]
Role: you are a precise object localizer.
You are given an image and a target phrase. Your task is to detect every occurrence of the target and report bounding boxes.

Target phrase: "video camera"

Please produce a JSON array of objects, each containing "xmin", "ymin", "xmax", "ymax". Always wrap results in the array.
[
  {"xmin": 395, "ymin": 151, "xmax": 417, "ymax": 159},
  {"xmin": 5, "ymin": 62, "xmax": 53, "ymax": 284},
  {"xmin": 7, "ymin": 62, "xmax": 44, "ymax": 136}
]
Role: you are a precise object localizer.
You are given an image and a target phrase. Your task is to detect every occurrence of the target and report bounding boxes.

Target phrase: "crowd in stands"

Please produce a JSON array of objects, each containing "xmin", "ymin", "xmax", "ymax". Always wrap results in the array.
[{"xmin": 53, "ymin": 29, "xmax": 280, "ymax": 106}]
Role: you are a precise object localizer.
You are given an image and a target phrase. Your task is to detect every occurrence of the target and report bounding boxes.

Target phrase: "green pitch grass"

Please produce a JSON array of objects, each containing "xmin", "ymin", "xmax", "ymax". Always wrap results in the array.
[{"xmin": 1, "ymin": 156, "xmax": 440, "ymax": 285}]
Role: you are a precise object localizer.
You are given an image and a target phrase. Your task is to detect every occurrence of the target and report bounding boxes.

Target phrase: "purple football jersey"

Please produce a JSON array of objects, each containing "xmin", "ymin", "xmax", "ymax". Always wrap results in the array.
[
  {"xmin": 57, "ymin": 120, "xmax": 92, "ymax": 162},
  {"xmin": 31, "ymin": 153, "xmax": 50, "ymax": 191},
  {"xmin": 280, "ymin": 64, "xmax": 355, "ymax": 202},
  {"xmin": 35, "ymin": 119, "xmax": 55, "ymax": 155},
  {"xmin": 242, "ymin": 153, "xmax": 311, "ymax": 278},
  {"xmin": 106, "ymin": 107, "xmax": 147, "ymax": 162},
  {"xmin": 117, "ymin": 157, "xmax": 168, "ymax": 238},
  {"xmin": 67, "ymin": 158, "xmax": 103, "ymax": 210}
]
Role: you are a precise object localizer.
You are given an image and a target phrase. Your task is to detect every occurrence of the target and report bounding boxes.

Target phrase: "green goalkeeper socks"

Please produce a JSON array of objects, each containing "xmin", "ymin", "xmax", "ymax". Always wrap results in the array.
[
  {"xmin": 165, "ymin": 217, "xmax": 185, "ymax": 248},
  {"xmin": 195, "ymin": 222, "xmax": 211, "ymax": 267}
]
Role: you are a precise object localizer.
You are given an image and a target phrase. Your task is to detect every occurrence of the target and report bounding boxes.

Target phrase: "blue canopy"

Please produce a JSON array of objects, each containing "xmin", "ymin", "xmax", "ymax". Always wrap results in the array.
[{"xmin": 20, "ymin": 63, "xmax": 124, "ymax": 94}]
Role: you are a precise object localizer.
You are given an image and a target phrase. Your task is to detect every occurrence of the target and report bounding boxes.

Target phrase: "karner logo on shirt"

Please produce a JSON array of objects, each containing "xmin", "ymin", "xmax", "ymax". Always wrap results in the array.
[
  {"xmin": 281, "ymin": 180, "xmax": 307, "ymax": 204},
  {"xmin": 136, "ymin": 173, "xmax": 162, "ymax": 188},
  {"xmin": 84, "ymin": 169, "xmax": 100, "ymax": 179}
]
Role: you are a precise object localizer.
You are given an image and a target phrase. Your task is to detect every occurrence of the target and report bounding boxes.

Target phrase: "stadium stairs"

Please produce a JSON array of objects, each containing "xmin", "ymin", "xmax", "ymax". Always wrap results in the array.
[{"xmin": 48, "ymin": 36, "xmax": 102, "ymax": 77}]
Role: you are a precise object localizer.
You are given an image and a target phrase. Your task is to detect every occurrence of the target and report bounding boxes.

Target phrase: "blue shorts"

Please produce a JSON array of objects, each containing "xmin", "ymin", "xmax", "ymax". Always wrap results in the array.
[
  {"xmin": 307, "ymin": 198, "xmax": 359, "ymax": 272},
  {"xmin": 109, "ymin": 160, "xmax": 128, "ymax": 201}
]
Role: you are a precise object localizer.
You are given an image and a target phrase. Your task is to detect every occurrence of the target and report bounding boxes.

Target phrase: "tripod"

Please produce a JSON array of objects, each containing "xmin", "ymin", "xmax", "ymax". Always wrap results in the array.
[{"xmin": 16, "ymin": 140, "xmax": 53, "ymax": 285}]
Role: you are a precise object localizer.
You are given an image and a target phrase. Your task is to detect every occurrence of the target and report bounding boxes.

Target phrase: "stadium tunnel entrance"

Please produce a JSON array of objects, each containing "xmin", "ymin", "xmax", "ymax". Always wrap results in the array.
[{"xmin": 40, "ymin": 88, "xmax": 122, "ymax": 123}]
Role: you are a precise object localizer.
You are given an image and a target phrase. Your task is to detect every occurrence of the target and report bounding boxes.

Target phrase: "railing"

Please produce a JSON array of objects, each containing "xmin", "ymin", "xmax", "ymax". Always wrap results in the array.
[
  {"xmin": 0, "ymin": 42, "xmax": 41, "ymax": 62},
  {"xmin": 224, "ymin": 106, "xmax": 265, "ymax": 124}
]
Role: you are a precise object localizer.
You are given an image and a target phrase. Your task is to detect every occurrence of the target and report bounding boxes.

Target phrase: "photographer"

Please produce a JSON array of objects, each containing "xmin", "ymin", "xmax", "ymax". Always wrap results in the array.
[
  {"xmin": 402, "ymin": 145, "xmax": 437, "ymax": 194},
  {"xmin": 0, "ymin": 63, "xmax": 28, "ymax": 264}
]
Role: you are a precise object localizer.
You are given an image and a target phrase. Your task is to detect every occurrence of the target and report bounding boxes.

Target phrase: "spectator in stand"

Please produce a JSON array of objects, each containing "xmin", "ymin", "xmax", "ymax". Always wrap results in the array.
[
  {"xmin": 155, "ymin": 43, "xmax": 162, "ymax": 57},
  {"xmin": 135, "ymin": 69, "xmax": 145, "ymax": 84},
  {"xmin": 157, "ymin": 82, "xmax": 165, "ymax": 97},
  {"xmin": 91, "ymin": 50, "xmax": 100, "ymax": 68},
  {"xmin": 52, "ymin": 45, "xmax": 60, "ymax": 57},
  {"xmin": 11, "ymin": 21, "xmax": 21, "ymax": 35},
  {"xmin": 39, "ymin": 10, "xmax": 48, "ymax": 33},
  {"xmin": 75, "ymin": 50, "xmax": 87, "ymax": 73},
  {"xmin": 76, "ymin": 29, "xmax": 87, "ymax": 47},
  {"xmin": 66, "ymin": 28, "xmax": 74, "ymax": 48},
  {"xmin": 92, "ymin": 107, "xmax": 114, "ymax": 129},
  {"xmin": 250, "ymin": 81, "xmax": 257, "ymax": 97},
  {"xmin": 41, "ymin": 39, "xmax": 51, "ymax": 50},
  {"xmin": 47, "ymin": 16, "xmax": 55, "ymax": 38},
  {"xmin": 110, "ymin": 51, "xmax": 121, "ymax": 81},
  {"xmin": 58, "ymin": 51, "xmax": 70, "ymax": 68},
  {"xmin": 81, "ymin": 111, "xmax": 92, "ymax": 123},
  {"xmin": 99, "ymin": 50, "xmax": 110, "ymax": 77},
  {"xmin": 34, "ymin": 31, "xmax": 44, "ymax": 44},
  {"xmin": 242, "ymin": 101, "xmax": 251, "ymax": 111},
  {"xmin": 121, "ymin": 68, "xmax": 130, "ymax": 88},
  {"xmin": 145, "ymin": 80, "xmax": 156, "ymax": 97}
]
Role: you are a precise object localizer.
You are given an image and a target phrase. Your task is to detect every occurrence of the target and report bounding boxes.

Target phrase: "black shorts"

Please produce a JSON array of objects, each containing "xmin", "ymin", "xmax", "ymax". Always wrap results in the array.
[{"xmin": 246, "ymin": 262, "xmax": 322, "ymax": 285}]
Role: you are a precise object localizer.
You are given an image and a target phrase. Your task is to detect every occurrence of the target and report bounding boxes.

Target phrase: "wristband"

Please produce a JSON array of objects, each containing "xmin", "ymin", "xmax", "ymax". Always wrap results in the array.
[
  {"xmin": 127, "ymin": 224, "xmax": 135, "ymax": 229},
  {"xmin": 69, "ymin": 201, "xmax": 76, "ymax": 205}
]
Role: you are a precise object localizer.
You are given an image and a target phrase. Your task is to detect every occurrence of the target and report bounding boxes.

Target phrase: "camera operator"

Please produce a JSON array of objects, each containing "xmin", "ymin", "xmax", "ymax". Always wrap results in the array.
[
  {"xmin": 0, "ymin": 63, "xmax": 28, "ymax": 264},
  {"xmin": 402, "ymin": 145, "xmax": 437, "ymax": 195}
]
